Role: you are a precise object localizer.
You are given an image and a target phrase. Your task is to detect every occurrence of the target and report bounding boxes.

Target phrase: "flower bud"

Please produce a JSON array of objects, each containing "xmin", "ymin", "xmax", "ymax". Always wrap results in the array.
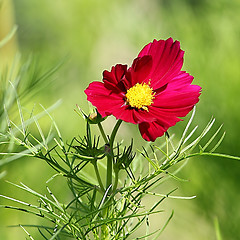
[{"xmin": 87, "ymin": 110, "xmax": 106, "ymax": 124}]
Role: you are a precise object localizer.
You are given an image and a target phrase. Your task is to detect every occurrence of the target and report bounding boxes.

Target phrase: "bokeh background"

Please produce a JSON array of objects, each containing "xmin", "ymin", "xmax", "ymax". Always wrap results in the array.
[{"xmin": 1, "ymin": 0, "xmax": 240, "ymax": 239}]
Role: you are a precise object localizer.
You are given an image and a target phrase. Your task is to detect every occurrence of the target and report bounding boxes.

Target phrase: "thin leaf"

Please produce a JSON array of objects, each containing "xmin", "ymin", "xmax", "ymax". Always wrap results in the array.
[
  {"xmin": 152, "ymin": 210, "xmax": 174, "ymax": 239},
  {"xmin": 214, "ymin": 217, "xmax": 222, "ymax": 240},
  {"xmin": 210, "ymin": 132, "xmax": 226, "ymax": 153},
  {"xmin": 202, "ymin": 124, "xmax": 223, "ymax": 151},
  {"xmin": 20, "ymin": 225, "xmax": 35, "ymax": 240},
  {"xmin": 49, "ymin": 224, "xmax": 67, "ymax": 240}
]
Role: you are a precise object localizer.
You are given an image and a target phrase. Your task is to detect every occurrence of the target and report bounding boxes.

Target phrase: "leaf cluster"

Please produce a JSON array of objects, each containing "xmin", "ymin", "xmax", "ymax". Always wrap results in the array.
[
  {"xmin": 1, "ymin": 104, "xmax": 238, "ymax": 239},
  {"xmin": 0, "ymin": 26, "xmax": 61, "ymax": 178}
]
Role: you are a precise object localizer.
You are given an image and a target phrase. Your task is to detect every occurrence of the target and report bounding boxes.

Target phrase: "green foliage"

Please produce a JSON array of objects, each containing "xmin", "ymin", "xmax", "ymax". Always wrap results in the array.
[
  {"xmin": 0, "ymin": 27, "xmax": 62, "ymax": 176},
  {"xmin": 1, "ymin": 105, "xmax": 237, "ymax": 239},
  {"xmin": 0, "ymin": 58, "xmax": 61, "ymax": 165}
]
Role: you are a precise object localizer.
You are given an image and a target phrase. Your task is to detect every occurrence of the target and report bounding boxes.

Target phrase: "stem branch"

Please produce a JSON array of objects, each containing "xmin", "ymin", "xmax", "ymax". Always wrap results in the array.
[
  {"xmin": 109, "ymin": 120, "xmax": 122, "ymax": 147},
  {"xmin": 93, "ymin": 161, "xmax": 105, "ymax": 192},
  {"xmin": 112, "ymin": 169, "xmax": 119, "ymax": 194},
  {"xmin": 106, "ymin": 119, "xmax": 122, "ymax": 190},
  {"xmin": 97, "ymin": 122, "xmax": 108, "ymax": 144}
]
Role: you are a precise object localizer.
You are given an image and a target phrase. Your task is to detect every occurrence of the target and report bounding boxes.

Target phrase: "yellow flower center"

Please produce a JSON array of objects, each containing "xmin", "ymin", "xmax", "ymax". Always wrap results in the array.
[{"xmin": 125, "ymin": 82, "xmax": 155, "ymax": 111}]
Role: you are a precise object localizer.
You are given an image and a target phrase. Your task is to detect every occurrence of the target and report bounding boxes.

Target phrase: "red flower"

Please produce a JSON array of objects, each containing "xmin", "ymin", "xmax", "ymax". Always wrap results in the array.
[{"xmin": 85, "ymin": 38, "xmax": 201, "ymax": 141}]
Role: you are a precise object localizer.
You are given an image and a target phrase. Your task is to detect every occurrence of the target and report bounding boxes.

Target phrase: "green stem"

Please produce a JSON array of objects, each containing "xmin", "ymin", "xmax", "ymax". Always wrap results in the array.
[
  {"xmin": 97, "ymin": 122, "xmax": 108, "ymax": 144},
  {"xmin": 112, "ymin": 169, "xmax": 119, "ymax": 194},
  {"xmin": 106, "ymin": 155, "xmax": 112, "ymax": 190},
  {"xmin": 93, "ymin": 161, "xmax": 105, "ymax": 192},
  {"xmin": 109, "ymin": 120, "xmax": 122, "ymax": 147},
  {"xmin": 176, "ymin": 152, "xmax": 240, "ymax": 163},
  {"xmin": 106, "ymin": 119, "xmax": 122, "ymax": 189}
]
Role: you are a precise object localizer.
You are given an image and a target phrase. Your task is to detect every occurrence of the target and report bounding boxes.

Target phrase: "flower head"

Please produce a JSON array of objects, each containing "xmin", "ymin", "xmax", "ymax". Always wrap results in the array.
[{"xmin": 85, "ymin": 38, "xmax": 201, "ymax": 141}]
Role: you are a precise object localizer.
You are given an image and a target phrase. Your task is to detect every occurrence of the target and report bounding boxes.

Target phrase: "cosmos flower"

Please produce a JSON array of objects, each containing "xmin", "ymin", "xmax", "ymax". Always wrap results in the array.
[{"xmin": 85, "ymin": 38, "xmax": 201, "ymax": 141}]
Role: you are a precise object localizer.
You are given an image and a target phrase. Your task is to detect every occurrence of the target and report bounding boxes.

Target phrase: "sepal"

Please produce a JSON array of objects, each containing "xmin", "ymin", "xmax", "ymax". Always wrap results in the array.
[{"xmin": 75, "ymin": 105, "xmax": 106, "ymax": 124}]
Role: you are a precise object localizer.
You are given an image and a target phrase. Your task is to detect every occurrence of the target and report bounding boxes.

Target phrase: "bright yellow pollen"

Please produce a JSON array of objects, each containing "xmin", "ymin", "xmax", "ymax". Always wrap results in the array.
[{"xmin": 125, "ymin": 82, "xmax": 155, "ymax": 111}]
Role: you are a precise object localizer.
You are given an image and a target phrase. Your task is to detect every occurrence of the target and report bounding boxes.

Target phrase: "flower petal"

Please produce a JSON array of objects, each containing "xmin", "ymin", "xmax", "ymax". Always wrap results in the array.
[
  {"xmin": 111, "ymin": 105, "xmax": 157, "ymax": 124},
  {"xmin": 139, "ymin": 113, "xmax": 183, "ymax": 142},
  {"xmin": 154, "ymin": 86, "xmax": 201, "ymax": 112},
  {"xmin": 84, "ymin": 82, "xmax": 125, "ymax": 117},
  {"xmin": 139, "ymin": 121, "xmax": 167, "ymax": 142},
  {"xmin": 138, "ymin": 38, "xmax": 184, "ymax": 89},
  {"xmin": 148, "ymin": 106, "xmax": 182, "ymax": 125},
  {"xmin": 103, "ymin": 64, "xmax": 128, "ymax": 92},
  {"xmin": 126, "ymin": 55, "xmax": 153, "ymax": 86}
]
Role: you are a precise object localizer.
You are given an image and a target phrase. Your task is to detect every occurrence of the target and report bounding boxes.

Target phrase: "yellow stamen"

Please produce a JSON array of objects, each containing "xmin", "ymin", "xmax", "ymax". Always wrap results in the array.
[{"xmin": 125, "ymin": 82, "xmax": 155, "ymax": 111}]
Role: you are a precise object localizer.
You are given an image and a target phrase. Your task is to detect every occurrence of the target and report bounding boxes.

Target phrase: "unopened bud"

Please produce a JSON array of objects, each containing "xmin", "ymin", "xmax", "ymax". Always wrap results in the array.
[
  {"xmin": 87, "ymin": 110, "xmax": 106, "ymax": 124},
  {"xmin": 89, "ymin": 112, "xmax": 98, "ymax": 121}
]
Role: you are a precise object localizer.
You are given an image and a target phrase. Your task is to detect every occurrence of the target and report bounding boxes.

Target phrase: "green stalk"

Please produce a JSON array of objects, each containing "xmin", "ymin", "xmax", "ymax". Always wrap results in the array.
[
  {"xmin": 109, "ymin": 119, "xmax": 122, "ymax": 147},
  {"xmin": 106, "ymin": 120, "xmax": 122, "ymax": 189},
  {"xmin": 106, "ymin": 155, "xmax": 113, "ymax": 189},
  {"xmin": 100, "ymin": 120, "xmax": 123, "ymax": 238},
  {"xmin": 112, "ymin": 169, "xmax": 119, "ymax": 194},
  {"xmin": 93, "ymin": 161, "xmax": 105, "ymax": 192},
  {"xmin": 97, "ymin": 122, "xmax": 108, "ymax": 144}
]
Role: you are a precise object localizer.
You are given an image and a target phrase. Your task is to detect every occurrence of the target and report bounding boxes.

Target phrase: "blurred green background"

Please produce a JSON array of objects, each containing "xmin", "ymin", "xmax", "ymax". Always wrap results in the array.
[{"xmin": 1, "ymin": 0, "xmax": 240, "ymax": 239}]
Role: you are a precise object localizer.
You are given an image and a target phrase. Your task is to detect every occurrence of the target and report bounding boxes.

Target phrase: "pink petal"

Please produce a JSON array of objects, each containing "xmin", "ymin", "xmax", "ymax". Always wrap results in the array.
[
  {"xmin": 103, "ymin": 64, "xmax": 128, "ymax": 92},
  {"xmin": 154, "ymin": 86, "xmax": 201, "ymax": 110},
  {"xmin": 84, "ymin": 82, "xmax": 125, "ymax": 117},
  {"xmin": 110, "ymin": 105, "xmax": 157, "ymax": 124},
  {"xmin": 138, "ymin": 38, "xmax": 184, "ymax": 89},
  {"xmin": 128, "ymin": 55, "xmax": 153, "ymax": 86},
  {"xmin": 162, "ymin": 71, "xmax": 194, "ymax": 91},
  {"xmin": 148, "ymin": 106, "xmax": 182, "ymax": 125},
  {"xmin": 139, "ymin": 121, "xmax": 167, "ymax": 142}
]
